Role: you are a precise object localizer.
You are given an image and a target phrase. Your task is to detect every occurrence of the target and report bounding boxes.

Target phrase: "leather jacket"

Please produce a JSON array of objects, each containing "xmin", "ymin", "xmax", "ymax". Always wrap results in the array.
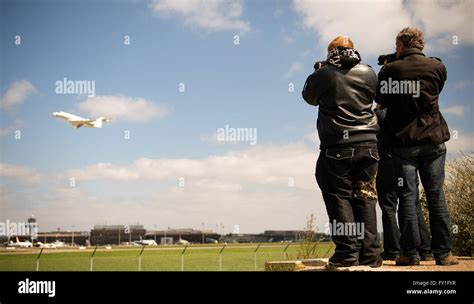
[{"xmin": 302, "ymin": 62, "xmax": 379, "ymax": 149}]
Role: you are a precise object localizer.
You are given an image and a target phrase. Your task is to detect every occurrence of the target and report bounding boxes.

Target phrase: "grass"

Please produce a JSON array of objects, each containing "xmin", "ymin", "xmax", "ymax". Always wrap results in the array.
[{"xmin": 0, "ymin": 243, "xmax": 334, "ymax": 271}]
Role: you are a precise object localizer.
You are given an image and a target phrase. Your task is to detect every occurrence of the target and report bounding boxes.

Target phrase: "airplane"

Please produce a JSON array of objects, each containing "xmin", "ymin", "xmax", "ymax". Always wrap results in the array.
[
  {"xmin": 8, "ymin": 237, "xmax": 33, "ymax": 248},
  {"xmin": 205, "ymin": 238, "xmax": 218, "ymax": 244},
  {"xmin": 132, "ymin": 239, "xmax": 158, "ymax": 246},
  {"xmin": 140, "ymin": 239, "xmax": 158, "ymax": 246},
  {"xmin": 52, "ymin": 111, "xmax": 110, "ymax": 128},
  {"xmin": 36, "ymin": 240, "xmax": 66, "ymax": 248},
  {"xmin": 35, "ymin": 242, "xmax": 51, "ymax": 248},
  {"xmin": 176, "ymin": 238, "xmax": 190, "ymax": 245}
]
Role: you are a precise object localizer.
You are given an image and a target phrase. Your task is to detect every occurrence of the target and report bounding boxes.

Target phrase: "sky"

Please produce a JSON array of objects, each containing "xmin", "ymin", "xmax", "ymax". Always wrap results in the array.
[{"xmin": 1, "ymin": 0, "xmax": 473, "ymax": 233}]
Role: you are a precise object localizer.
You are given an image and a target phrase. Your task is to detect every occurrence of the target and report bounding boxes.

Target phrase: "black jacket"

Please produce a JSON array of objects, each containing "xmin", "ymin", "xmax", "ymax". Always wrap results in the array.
[
  {"xmin": 302, "ymin": 63, "xmax": 379, "ymax": 149},
  {"xmin": 376, "ymin": 48, "xmax": 450, "ymax": 147}
]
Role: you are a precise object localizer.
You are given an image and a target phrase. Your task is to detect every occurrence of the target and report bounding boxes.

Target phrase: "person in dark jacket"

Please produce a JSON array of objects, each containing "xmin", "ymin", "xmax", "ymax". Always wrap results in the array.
[
  {"xmin": 302, "ymin": 36, "xmax": 382, "ymax": 268},
  {"xmin": 376, "ymin": 27, "xmax": 458, "ymax": 266}
]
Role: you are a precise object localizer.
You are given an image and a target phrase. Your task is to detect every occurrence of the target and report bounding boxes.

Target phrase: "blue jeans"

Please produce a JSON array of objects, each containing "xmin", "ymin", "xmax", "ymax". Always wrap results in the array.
[
  {"xmin": 391, "ymin": 143, "xmax": 452, "ymax": 259},
  {"xmin": 377, "ymin": 144, "xmax": 432, "ymax": 257}
]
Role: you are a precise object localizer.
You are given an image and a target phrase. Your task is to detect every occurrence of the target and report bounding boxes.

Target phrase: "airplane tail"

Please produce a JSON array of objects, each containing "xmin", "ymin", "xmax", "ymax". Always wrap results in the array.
[{"xmin": 16, "ymin": 236, "xmax": 20, "ymax": 244}]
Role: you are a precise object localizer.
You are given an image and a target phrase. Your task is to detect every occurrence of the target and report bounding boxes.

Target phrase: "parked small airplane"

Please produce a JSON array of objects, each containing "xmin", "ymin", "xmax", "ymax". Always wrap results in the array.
[
  {"xmin": 205, "ymin": 238, "xmax": 218, "ymax": 244},
  {"xmin": 176, "ymin": 238, "xmax": 190, "ymax": 245},
  {"xmin": 140, "ymin": 239, "xmax": 158, "ymax": 246},
  {"xmin": 52, "ymin": 111, "xmax": 110, "ymax": 128},
  {"xmin": 132, "ymin": 239, "xmax": 158, "ymax": 246},
  {"xmin": 36, "ymin": 240, "xmax": 66, "ymax": 249},
  {"xmin": 9, "ymin": 237, "xmax": 33, "ymax": 248}
]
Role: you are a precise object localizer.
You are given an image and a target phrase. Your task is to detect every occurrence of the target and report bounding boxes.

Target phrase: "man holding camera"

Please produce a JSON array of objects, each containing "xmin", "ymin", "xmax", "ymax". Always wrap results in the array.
[
  {"xmin": 302, "ymin": 36, "xmax": 381, "ymax": 267},
  {"xmin": 376, "ymin": 27, "xmax": 458, "ymax": 266}
]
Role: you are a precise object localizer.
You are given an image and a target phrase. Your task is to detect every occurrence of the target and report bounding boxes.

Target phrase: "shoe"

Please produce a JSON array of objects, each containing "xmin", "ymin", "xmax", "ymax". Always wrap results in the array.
[
  {"xmin": 420, "ymin": 253, "xmax": 435, "ymax": 261},
  {"xmin": 359, "ymin": 256, "xmax": 384, "ymax": 268},
  {"xmin": 395, "ymin": 255, "xmax": 420, "ymax": 266},
  {"xmin": 435, "ymin": 253, "xmax": 459, "ymax": 266},
  {"xmin": 328, "ymin": 260, "xmax": 359, "ymax": 267},
  {"xmin": 370, "ymin": 256, "xmax": 384, "ymax": 268}
]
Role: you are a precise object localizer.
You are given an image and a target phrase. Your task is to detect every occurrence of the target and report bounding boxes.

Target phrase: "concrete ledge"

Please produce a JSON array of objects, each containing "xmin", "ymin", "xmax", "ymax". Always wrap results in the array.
[
  {"xmin": 265, "ymin": 261, "xmax": 306, "ymax": 271},
  {"xmin": 265, "ymin": 257, "xmax": 474, "ymax": 272},
  {"xmin": 300, "ymin": 258, "xmax": 328, "ymax": 267}
]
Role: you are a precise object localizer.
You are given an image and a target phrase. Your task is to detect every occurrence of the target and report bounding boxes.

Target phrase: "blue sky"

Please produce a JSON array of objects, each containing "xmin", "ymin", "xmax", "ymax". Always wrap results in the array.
[{"xmin": 1, "ymin": 0, "xmax": 473, "ymax": 233}]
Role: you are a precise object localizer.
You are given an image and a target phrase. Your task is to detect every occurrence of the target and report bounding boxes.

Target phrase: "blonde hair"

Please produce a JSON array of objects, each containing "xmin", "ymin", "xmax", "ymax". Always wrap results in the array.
[
  {"xmin": 396, "ymin": 27, "xmax": 424, "ymax": 50},
  {"xmin": 327, "ymin": 36, "xmax": 354, "ymax": 53}
]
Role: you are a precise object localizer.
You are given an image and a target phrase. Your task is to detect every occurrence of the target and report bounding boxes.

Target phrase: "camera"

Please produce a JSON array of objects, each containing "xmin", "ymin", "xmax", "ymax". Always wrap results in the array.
[
  {"xmin": 314, "ymin": 60, "xmax": 327, "ymax": 70},
  {"xmin": 377, "ymin": 52, "xmax": 397, "ymax": 65}
]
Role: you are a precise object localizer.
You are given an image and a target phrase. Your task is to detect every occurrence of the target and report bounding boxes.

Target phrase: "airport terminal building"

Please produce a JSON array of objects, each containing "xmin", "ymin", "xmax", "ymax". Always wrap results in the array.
[{"xmin": 90, "ymin": 225, "xmax": 146, "ymax": 245}]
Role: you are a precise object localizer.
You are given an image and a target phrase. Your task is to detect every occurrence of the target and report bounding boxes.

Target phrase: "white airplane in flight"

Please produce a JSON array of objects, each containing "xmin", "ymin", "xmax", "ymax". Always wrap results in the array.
[{"xmin": 52, "ymin": 111, "xmax": 110, "ymax": 128}]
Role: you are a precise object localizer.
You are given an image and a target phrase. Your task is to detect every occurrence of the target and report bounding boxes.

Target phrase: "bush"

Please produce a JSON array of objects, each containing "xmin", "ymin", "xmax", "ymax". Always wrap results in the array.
[
  {"xmin": 295, "ymin": 214, "xmax": 326, "ymax": 260},
  {"xmin": 444, "ymin": 154, "xmax": 474, "ymax": 256}
]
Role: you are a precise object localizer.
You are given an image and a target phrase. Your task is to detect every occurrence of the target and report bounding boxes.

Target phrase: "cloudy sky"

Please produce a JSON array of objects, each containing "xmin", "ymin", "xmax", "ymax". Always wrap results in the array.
[{"xmin": 1, "ymin": 0, "xmax": 473, "ymax": 233}]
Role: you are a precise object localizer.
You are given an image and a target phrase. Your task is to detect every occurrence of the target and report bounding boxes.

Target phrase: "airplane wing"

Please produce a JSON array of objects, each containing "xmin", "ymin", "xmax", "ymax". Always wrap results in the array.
[
  {"xmin": 53, "ymin": 111, "xmax": 88, "ymax": 122},
  {"xmin": 53, "ymin": 111, "xmax": 92, "ymax": 128},
  {"xmin": 69, "ymin": 120, "xmax": 92, "ymax": 128}
]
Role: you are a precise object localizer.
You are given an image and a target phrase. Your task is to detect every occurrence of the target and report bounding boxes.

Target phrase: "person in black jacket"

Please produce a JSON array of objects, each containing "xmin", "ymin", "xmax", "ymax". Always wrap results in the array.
[
  {"xmin": 302, "ymin": 36, "xmax": 382, "ymax": 268},
  {"xmin": 376, "ymin": 27, "xmax": 458, "ymax": 266}
]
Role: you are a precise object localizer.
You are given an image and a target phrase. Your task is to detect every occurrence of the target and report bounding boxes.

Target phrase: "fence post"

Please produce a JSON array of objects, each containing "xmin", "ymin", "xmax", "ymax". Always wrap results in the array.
[
  {"xmin": 181, "ymin": 245, "xmax": 188, "ymax": 272},
  {"xmin": 283, "ymin": 243, "xmax": 291, "ymax": 260},
  {"xmin": 218, "ymin": 244, "xmax": 226, "ymax": 271},
  {"xmin": 138, "ymin": 246, "xmax": 145, "ymax": 271},
  {"xmin": 254, "ymin": 244, "xmax": 261, "ymax": 271},
  {"xmin": 36, "ymin": 248, "xmax": 44, "ymax": 272},
  {"xmin": 90, "ymin": 246, "xmax": 98, "ymax": 272}
]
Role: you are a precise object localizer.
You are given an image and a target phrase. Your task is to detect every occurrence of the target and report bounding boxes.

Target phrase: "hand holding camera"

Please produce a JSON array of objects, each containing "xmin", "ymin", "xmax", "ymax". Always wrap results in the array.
[{"xmin": 314, "ymin": 60, "xmax": 327, "ymax": 71}]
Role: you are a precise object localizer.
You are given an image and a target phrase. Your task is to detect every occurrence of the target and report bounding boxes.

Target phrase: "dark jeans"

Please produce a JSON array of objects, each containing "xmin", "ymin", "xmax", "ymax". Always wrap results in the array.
[
  {"xmin": 391, "ymin": 143, "xmax": 452, "ymax": 259},
  {"xmin": 377, "ymin": 144, "xmax": 432, "ymax": 257},
  {"xmin": 316, "ymin": 142, "xmax": 381, "ymax": 265}
]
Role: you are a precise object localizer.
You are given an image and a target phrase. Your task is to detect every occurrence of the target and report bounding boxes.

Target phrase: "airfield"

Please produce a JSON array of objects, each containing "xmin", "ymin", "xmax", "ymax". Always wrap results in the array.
[{"xmin": 0, "ymin": 243, "xmax": 335, "ymax": 271}]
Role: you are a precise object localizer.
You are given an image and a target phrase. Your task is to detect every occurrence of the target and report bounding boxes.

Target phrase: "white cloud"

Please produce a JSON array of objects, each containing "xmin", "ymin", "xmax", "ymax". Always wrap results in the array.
[
  {"xmin": 292, "ymin": 0, "xmax": 474, "ymax": 57},
  {"xmin": 0, "ymin": 182, "xmax": 325, "ymax": 233},
  {"xmin": 67, "ymin": 142, "xmax": 318, "ymax": 190},
  {"xmin": 454, "ymin": 80, "xmax": 474, "ymax": 90},
  {"xmin": 1, "ymin": 139, "xmax": 328, "ymax": 232},
  {"xmin": 286, "ymin": 62, "xmax": 303, "ymax": 78},
  {"xmin": 407, "ymin": 0, "xmax": 474, "ymax": 50},
  {"xmin": 293, "ymin": 0, "xmax": 411, "ymax": 57},
  {"xmin": 150, "ymin": 0, "xmax": 250, "ymax": 32},
  {"xmin": 0, "ymin": 163, "xmax": 42, "ymax": 184},
  {"xmin": 0, "ymin": 80, "xmax": 37, "ymax": 110},
  {"xmin": 200, "ymin": 131, "xmax": 240, "ymax": 145},
  {"xmin": 0, "ymin": 120, "xmax": 24, "ymax": 136},
  {"xmin": 446, "ymin": 132, "xmax": 474, "ymax": 156},
  {"xmin": 304, "ymin": 131, "xmax": 320, "ymax": 146},
  {"xmin": 76, "ymin": 95, "xmax": 168, "ymax": 123},
  {"xmin": 442, "ymin": 105, "xmax": 465, "ymax": 116}
]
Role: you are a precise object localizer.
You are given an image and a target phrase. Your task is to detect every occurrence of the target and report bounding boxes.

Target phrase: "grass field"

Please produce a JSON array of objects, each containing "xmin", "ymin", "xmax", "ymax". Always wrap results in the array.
[{"xmin": 0, "ymin": 243, "xmax": 334, "ymax": 271}]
